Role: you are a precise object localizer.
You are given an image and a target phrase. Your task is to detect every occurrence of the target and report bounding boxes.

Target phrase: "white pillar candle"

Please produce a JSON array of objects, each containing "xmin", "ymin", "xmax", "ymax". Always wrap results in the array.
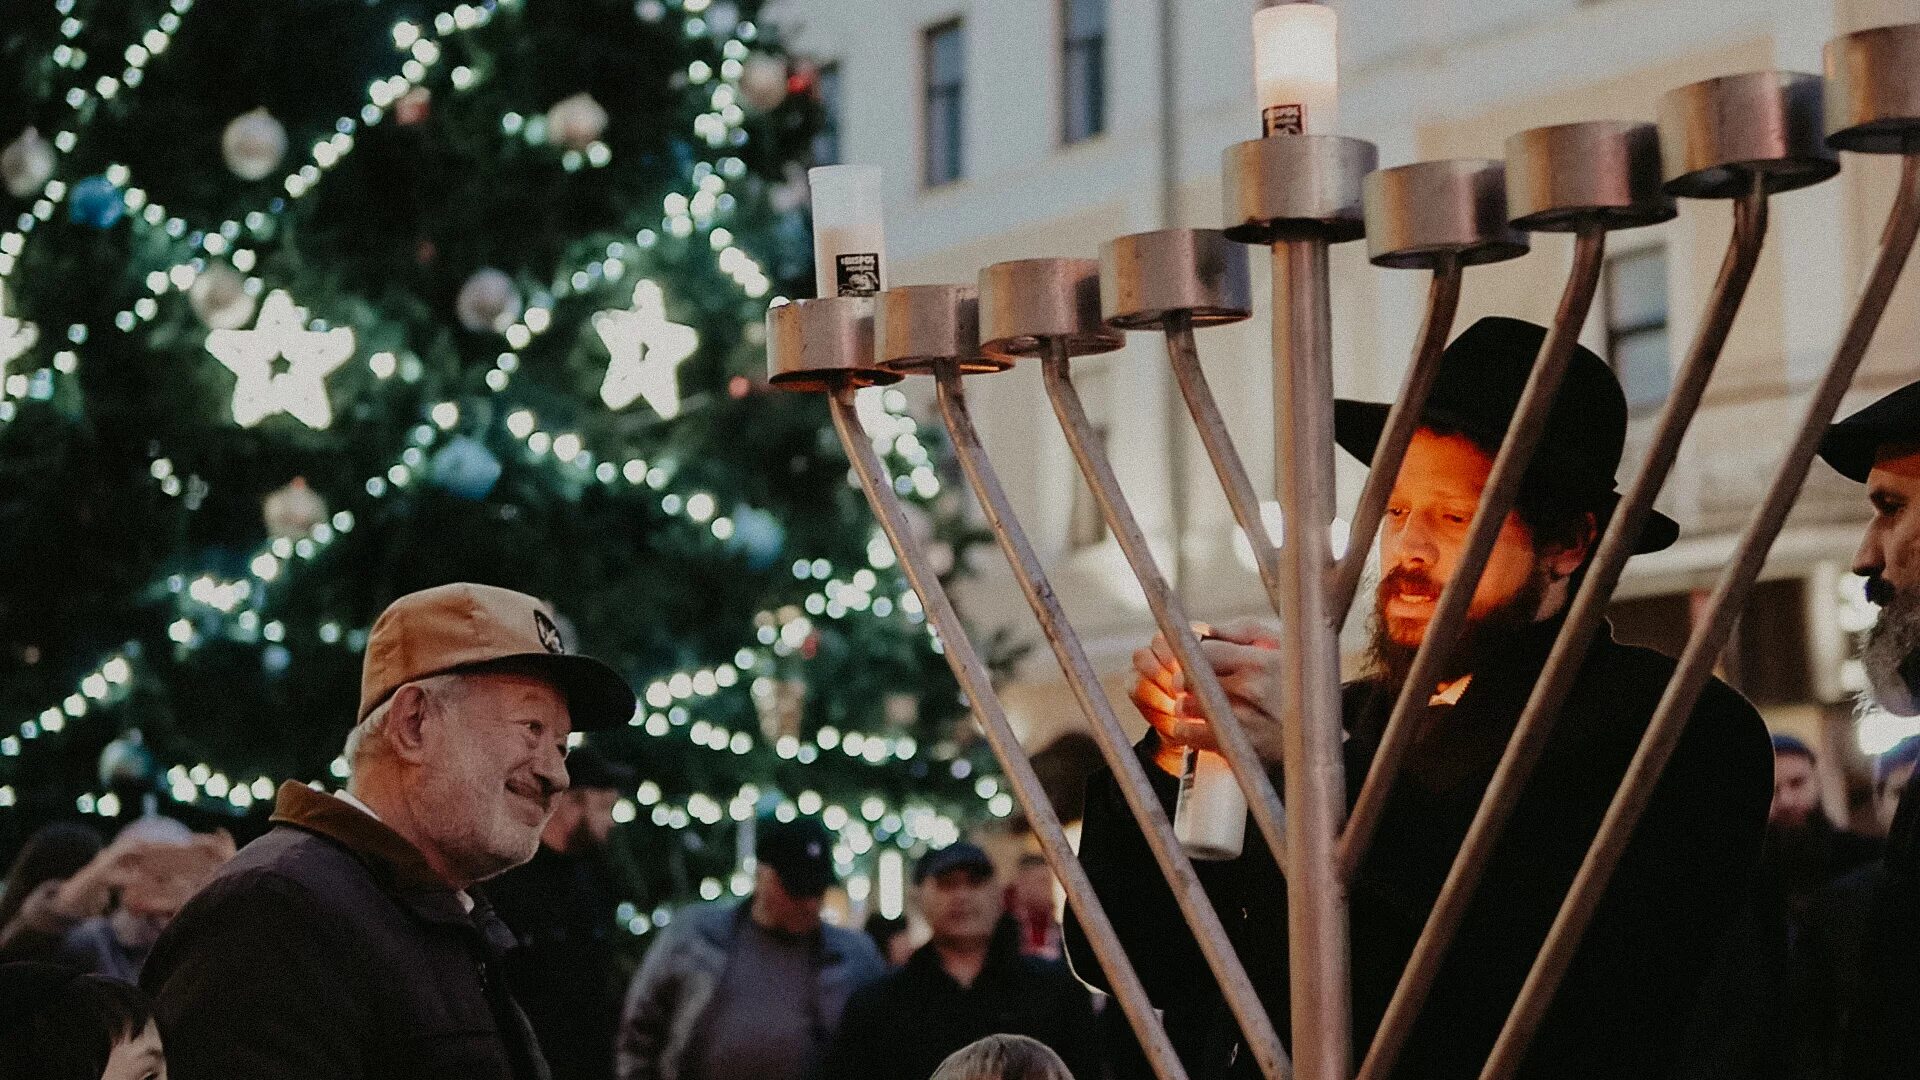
[
  {"xmin": 1253, "ymin": 2, "xmax": 1339, "ymax": 137},
  {"xmin": 808, "ymin": 164, "xmax": 888, "ymax": 298},
  {"xmin": 1174, "ymin": 748, "xmax": 1247, "ymax": 860}
]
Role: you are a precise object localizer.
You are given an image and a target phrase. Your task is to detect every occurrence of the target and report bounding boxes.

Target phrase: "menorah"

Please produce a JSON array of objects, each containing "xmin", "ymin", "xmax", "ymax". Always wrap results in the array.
[{"xmin": 767, "ymin": 16, "xmax": 1920, "ymax": 1080}]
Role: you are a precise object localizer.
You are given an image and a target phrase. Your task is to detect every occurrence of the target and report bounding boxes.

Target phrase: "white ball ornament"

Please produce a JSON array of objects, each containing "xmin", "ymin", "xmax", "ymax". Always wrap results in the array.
[
  {"xmin": 456, "ymin": 267, "xmax": 522, "ymax": 333},
  {"xmin": 739, "ymin": 56, "xmax": 790, "ymax": 112},
  {"xmin": 222, "ymin": 108, "xmax": 288, "ymax": 182},
  {"xmin": 262, "ymin": 477, "xmax": 328, "ymax": 540},
  {"xmin": 188, "ymin": 264, "xmax": 257, "ymax": 330},
  {"xmin": 545, "ymin": 93, "xmax": 608, "ymax": 152},
  {"xmin": 1, "ymin": 128, "xmax": 55, "ymax": 199}
]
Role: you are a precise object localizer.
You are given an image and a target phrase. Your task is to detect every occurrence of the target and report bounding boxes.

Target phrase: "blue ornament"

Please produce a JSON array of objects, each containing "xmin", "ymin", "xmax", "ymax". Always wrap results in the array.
[
  {"xmin": 68, "ymin": 175, "xmax": 125, "ymax": 229},
  {"xmin": 728, "ymin": 505, "xmax": 785, "ymax": 570},
  {"xmin": 430, "ymin": 436, "xmax": 503, "ymax": 501},
  {"xmin": 261, "ymin": 643, "xmax": 292, "ymax": 676}
]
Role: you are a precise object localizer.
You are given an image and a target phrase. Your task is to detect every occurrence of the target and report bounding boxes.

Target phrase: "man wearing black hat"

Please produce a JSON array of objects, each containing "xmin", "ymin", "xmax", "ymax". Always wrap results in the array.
[
  {"xmin": 818, "ymin": 842, "xmax": 1100, "ymax": 1080},
  {"xmin": 616, "ymin": 815, "xmax": 882, "ymax": 1080},
  {"xmin": 1790, "ymin": 387, "xmax": 1920, "ymax": 1078},
  {"xmin": 1069, "ymin": 317, "xmax": 1774, "ymax": 1078},
  {"xmin": 488, "ymin": 745, "xmax": 640, "ymax": 1080}
]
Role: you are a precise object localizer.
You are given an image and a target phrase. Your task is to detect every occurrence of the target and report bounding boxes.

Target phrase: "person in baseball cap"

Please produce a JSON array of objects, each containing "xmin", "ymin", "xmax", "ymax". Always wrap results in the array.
[{"xmin": 142, "ymin": 583, "xmax": 635, "ymax": 1080}]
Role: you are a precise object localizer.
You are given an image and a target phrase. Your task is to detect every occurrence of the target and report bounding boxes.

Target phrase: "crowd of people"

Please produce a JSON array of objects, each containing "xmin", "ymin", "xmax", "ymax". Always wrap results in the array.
[{"xmin": 8, "ymin": 316, "xmax": 1920, "ymax": 1080}]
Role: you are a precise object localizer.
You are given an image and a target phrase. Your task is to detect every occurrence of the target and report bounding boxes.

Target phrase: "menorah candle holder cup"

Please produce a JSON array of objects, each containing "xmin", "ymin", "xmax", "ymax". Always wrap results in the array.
[
  {"xmin": 764, "ymin": 295, "xmax": 901, "ymax": 392},
  {"xmin": 1505, "ymin": 120, "xmax": 1677, "ymax": 232},
  {"xmin": 875, "ymin": 284, "xmax": 1008, "ymax": 375},
  {"xmin": 1826, "ymin": 22, "xmax": 1920, "ymax": 153},
  {"xmin": 1362, "ymin": 159, "xmax": 1530, "ymax": 269},
  {"xmin": 1659, "ymin": 70, "xmax": 1837, "ymax": 198},
  {"xmin": 1099, "ymin": 228, "xmax": 1252, "ymax": 331},
  {"xmin": 1221, "ymin": 133, "xmax": 1378, "ymax": 244},
  {"xmin": 977, "ymin": 257, "xmax": 1125, "ymax": 362}
]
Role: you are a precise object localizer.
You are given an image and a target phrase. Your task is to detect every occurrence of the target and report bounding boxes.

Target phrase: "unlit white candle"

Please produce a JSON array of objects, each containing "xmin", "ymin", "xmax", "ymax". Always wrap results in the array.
[
  {"xmin": 1253, "ymin": 3, "xmax": 1339, "ymax": 136},
  {"xmin": 808, "ymin": 165, "xmax": 888, "ymax": 298}
]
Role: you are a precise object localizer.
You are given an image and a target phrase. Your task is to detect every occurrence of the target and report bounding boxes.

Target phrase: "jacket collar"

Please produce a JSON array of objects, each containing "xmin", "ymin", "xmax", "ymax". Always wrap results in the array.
[
  {"xmin": 269, "ymin": 781, "xmax": 512, "ymax": 951},
  {"xmin": 712, "ymin": 898, "xmax": 852, "ymax": 964}
]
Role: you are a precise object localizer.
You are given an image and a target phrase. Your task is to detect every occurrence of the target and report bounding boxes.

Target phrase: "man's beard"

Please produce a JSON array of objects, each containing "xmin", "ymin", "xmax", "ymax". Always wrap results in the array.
[
  {"xmin": 1863, "ymin": 575, "xmax": 1920, "ymax": 716},
  {"xmin": 1367, "ymin": 562, "xmax": 1551, "ymax": 695}
]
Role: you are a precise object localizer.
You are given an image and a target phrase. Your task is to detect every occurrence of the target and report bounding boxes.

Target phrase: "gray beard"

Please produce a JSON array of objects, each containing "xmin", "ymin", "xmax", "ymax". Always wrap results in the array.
[{"xmin": 1864, "ymin": 584, "xmax": 1920, "ymax": 716}]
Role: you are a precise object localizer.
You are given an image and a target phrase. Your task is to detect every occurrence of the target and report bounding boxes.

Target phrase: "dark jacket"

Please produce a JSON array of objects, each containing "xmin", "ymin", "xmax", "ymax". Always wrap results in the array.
[
  {"xmin": 487, "ymin": 845, "xmax": 627, "ymax": 1080},
  {"xmin": 816, "ymin": 924, "xmax": 1101, "ymax": 1080},
  {"xmin": 616, "ymin": 899, "xmax": 883, "ymax": 1080},
  {"xmin": 1067, "ymin": 619, "xmax": 1773, "ymax": 1079},
  {"xmin": 142, "ymin": 783, "xmax": 551, "ymax": 1080},
  {"xmin": 1795, "ymin": 778, "xmax": 1920, "ymax": 1080}
]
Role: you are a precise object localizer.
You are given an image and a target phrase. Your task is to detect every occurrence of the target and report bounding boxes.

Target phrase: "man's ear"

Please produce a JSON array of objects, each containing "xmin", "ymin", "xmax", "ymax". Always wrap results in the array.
[
  {"xmin": 1546, "ymin": 511, "xmax": 1599, "ymax": 579},
  {"xmin": 385, "ymin": 683, "xmax": 435, "ymax": 765}
]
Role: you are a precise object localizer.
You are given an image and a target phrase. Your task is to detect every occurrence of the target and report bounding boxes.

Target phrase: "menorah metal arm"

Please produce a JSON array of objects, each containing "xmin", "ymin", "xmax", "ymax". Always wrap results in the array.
[
  {"xmin": 1163, "ymin": 309, "xmax": 1288, "ymax": 619},
  {"xmin": 933, "ymin": 364, "xmax": 1292, "ymax": 1080},
  {"xmin": 1339, "ymin": 226, "xmax": 1610, "ymax": 891},
  {"xmin": 1479, "ymin": 151, "xmax": 1920, "ymax": 1080},
  {"xmin": 825, "ymin": 387, "xmax": 1192, "ymax": 1080},
  {"xmin": 1331, "ymin": 258, "xmax": 1465, "ymax": 625},
  {"xmin": 1038, "ymin": 346, "xmax": 1294, "ymax": 878},
  {"xmin": 1348, "ymin": 224, "xmax": 1610, "ymax": 1080},
  {"xmin": 1269, "ymin": 234, "xmax": 1355, "ymax": 1080}
]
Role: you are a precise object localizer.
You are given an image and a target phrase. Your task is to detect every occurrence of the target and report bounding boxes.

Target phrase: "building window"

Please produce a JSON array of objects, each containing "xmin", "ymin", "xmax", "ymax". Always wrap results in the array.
[
  {"xmin": 1604, "ymin": 246, "xmax": 1670, "ymax": 410},
  {"xmin": 1061, "ymin": 0, "xmax": 1107, "ymax": 144},
  {"xmin": 923, "ymin": 20, "xmax": 966, "ymax": 186},
  {"xmin": 812, "ymin": 62, "xmax": 842, "ymax": 166}
]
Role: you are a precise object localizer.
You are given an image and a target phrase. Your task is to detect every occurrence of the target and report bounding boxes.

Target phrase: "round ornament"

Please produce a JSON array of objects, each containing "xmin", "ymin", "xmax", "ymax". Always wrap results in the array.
[
  {"xmin": 430, "ymin": 436, "xmax": 503, "ymax": 500},
  {"xmin": 262, "ymin": 477, "xmax": 327, "ymax": 540},
  {"xmin": 222, "ymin": 108, "xmax": 288, "ymax": 182},
  {"xmin": 455, "ymin": 267, "xmax": 521, "ymax": 333},
  {"xmin": 739, "ymin": 56, "xmax": 790, "ymax": 111},
  {"xmin": 98, "ymin": 730, "xmax": 156, "ymax": 789},
  {"xmin": 68, "ymin": 176, "xmax": 124, "ymax": 228},
  {"xmin": 188, "ymin": 264, "xmax": 257, "ymax": 330},
  {"xmin": 545, "ymin": 92, "xmax": 608, "ymax": 152},
  {"xmin": 395, "ymin": 86, "xmax": 432, "ymax": 127},
  {"xmin": 1, "ymin": 127, "xmax": 55, "ymax": 199}
]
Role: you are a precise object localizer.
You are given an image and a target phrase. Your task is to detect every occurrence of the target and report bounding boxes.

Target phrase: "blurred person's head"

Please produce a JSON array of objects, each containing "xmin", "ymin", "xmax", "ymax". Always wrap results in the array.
[
  {"xmin": 1876, "ymin": 735, "xmax": 1920, "ymax": 827},
  {"xmin": 752, "ymin": 816, "xmax": 836, "ymax": 935},
  {"xmin": 105, "ymin": 818, "xmax": 196, "ymax": 954},
  {"xmin": 539, "ymin": 745, "xmax": 635, "ymax": 853},
  {"xmin": 916, "ymin": 843, "xmax": 1000, "ymax": 951},
  {"xmin": 1008, "ymin": 853, "xmax": 1053, "ymax": 915},
  {"xmin": 1339, "ymin": 319, "xmax": 1675, "ymax": 692},
  {"xmin": 1770, "ymin": 734, "xmax": 1821, "ymax": 830},
  {"xmin": 0, "ymin": 962, "xmax": 163, "ymax": 1080},
  {"xmin": 1818, "ymin": 386, "xmax": 1920, "ymax": 714},
  {"xmin": 0, "ymin": 822, "xmax": 103, "ymax": 932},
  {"xmin": 344, "ymin": 585, "xmax": 635, "ymax": 890},
  {"xmin": 929, "ymin": 1034, "xmax": 1075, "ymax": 1080},
  {"xmin": 865, "ymin": 912, "xmax": 913, "ymax": 967}
]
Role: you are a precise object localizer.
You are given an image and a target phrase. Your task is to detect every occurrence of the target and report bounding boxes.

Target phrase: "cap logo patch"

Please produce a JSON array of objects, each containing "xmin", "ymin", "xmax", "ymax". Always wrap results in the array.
[{"xmin": 533, "ymin": 609, "xmax": 565, "ymax": 654}]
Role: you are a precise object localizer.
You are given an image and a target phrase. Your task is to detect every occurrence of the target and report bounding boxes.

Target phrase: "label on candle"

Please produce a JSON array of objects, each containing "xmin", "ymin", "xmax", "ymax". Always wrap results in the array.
[
  {"xmin": 1262, "ymin": 104, "xmax": 1305, "ymax": 137},
  {"xmin": 835, "ymin": 252, "xmax": 882, "ymax": 296}
]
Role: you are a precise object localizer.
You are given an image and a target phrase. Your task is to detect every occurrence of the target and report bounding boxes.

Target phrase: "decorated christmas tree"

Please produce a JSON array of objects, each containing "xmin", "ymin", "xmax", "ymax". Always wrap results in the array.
[{"xmin": 0, "ymin": 0, "xmax": 1008, "ymax": 923}]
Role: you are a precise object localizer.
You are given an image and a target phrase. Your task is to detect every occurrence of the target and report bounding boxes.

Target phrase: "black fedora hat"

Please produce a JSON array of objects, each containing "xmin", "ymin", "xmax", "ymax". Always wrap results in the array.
[
  {"xmin": 1819, "ymin": 379, "xmax": 1920, "ymax": 483},
  {"xmin": 1334, "ymin": 316, "xmax": 1679, "ymax": 555}
]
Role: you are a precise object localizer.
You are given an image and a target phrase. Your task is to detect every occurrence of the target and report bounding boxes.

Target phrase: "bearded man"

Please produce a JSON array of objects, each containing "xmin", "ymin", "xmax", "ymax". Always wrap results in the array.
[
  {"xmin": 1790, "ymin": 385, "xmax": 1920, "ymax": 1078},
  {"xmin": 1067, "ymin": 317, "xmax": 1773, "ymax": 1079},
  {"xmin": 143, "ymin": 583, "xmax": 637, "ymax": 1080}
]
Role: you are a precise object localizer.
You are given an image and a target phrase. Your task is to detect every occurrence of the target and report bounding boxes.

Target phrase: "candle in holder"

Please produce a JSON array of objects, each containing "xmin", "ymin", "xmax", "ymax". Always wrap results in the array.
[
  {"xmin": 808, "ymin": 165, "xmax": 888, "ymax": 299},
  {"xmin": 1253, "ymin": 2, "xmax": 1339, "ymax": 137}
]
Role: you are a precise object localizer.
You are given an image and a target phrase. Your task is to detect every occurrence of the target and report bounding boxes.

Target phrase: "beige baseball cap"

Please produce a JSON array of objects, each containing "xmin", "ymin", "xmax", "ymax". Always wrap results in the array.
[{"xmin": 358, "ymin": 583, "xmax": 636, "ymax": 730}]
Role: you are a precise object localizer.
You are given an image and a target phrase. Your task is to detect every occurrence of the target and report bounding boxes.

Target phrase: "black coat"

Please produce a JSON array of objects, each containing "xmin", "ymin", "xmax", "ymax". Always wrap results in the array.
[
  {"xmin": 142, "ymin": 783, "xmax": 551, "ymax": 1080},
  {"xmin": 486, "ymin": 845, "xmax": 626, "ymax": 1080},
  {"xmin": 816, "ymin": 925, "xmax": 1101, "ymax": 1080},
  {"xmin": 1067, "ymin": 619, "xmax": 1773, "ymax": 1079}
]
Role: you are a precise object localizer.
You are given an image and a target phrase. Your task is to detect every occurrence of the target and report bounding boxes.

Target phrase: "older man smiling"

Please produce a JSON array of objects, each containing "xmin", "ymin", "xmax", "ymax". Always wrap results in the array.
[{"xmin": 142, "ymin": 583, "xmax": 636, "ymax": 1080}]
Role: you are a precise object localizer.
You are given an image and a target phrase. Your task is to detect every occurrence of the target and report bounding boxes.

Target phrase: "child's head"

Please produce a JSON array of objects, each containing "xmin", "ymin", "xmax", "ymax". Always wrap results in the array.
[
  {"xmin": 0, "ymin": 963, "xmax": 164, "ymax": 1080},
  {"xmin": 930, "ymin": 1034, "xmax": 1075, "ymax": 1080}
]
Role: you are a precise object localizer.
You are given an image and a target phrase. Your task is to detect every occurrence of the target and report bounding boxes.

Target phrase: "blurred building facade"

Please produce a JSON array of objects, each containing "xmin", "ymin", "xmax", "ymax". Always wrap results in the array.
[{"xmin": 767, "ymin": 0, "xmax": 1920, "ymax": 824}]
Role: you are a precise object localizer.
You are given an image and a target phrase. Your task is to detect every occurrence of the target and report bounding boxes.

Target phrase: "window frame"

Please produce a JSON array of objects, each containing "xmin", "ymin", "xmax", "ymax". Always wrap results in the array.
[
  {"xmin": 1059, "ymin": 0, "xmax": 1107, "ymax": 146},
  {"xmin": 812, "ymin": 61, "xmax": 843, "ymax": 166},
  {"xmin": 921, "ymin": 18, "xmax": 966, "ymax": 188},
  {"xmin": 1602, "ymin": 243, "xmax": 1671, "ymax": 412}
]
